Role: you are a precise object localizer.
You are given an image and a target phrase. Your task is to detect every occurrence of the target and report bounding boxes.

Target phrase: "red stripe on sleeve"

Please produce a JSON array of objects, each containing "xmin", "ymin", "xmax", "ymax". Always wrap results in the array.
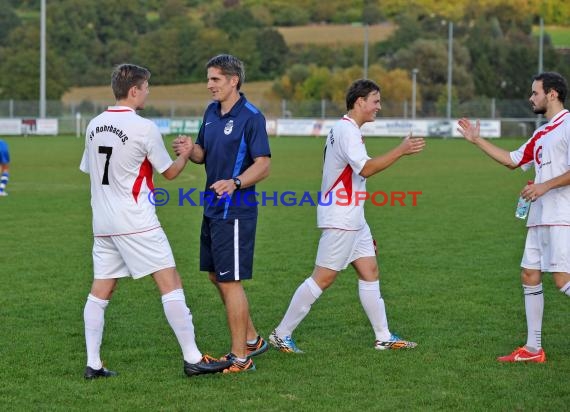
[{"xmin": 517, "ymin": 117, "xmax": 566, "ymax": 167}]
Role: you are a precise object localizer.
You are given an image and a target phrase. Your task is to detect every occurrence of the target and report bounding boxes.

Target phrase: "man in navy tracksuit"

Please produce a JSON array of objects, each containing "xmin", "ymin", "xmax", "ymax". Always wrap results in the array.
[{"xmin": 174, "ymin": 54, "xmax": 271, "ymax": 373}]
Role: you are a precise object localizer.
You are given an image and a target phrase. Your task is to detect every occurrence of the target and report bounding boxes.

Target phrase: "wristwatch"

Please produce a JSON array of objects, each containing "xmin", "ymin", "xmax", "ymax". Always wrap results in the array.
[{"xmin": 233, "ymin": 177, "xmax": 242, "ymax": 190}]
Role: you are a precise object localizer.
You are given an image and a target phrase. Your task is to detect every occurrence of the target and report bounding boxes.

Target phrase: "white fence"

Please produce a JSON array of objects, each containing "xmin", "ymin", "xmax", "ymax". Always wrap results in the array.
[{"xmin": 1, "ymin": 116, "xmax": 503, "ymax": 138}]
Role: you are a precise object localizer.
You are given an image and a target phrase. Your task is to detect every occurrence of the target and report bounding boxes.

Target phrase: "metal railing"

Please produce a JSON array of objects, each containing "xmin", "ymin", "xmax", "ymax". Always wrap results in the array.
[{"xmin": 0, "ymin": 98, "xmax": 541, "ymax": 137}]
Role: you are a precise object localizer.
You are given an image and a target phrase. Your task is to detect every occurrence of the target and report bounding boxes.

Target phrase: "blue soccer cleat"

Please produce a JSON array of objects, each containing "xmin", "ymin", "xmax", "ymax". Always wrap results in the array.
[{"xmin": 269, "ymin": 330, "xmax": 303, "ymax": 353}]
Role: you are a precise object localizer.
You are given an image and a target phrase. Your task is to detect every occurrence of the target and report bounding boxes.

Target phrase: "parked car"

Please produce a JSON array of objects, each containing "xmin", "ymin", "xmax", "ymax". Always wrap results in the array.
[{"xmin": 428, "ymin": 120, "xmax": 452, "ymax": 137}]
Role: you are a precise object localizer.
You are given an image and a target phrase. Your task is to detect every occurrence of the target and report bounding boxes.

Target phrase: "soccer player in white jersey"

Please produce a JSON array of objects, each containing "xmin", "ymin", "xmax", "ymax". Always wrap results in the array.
[
  {"xmin": 269, "ymin": 79, "xmax": 425, "ymax": 353},
  {"xmin": 79, "ymin": 63, "xmax": 230, "ymax": 379},
  {"xmin": 458, "ymin": 71, "xmax": 570, "ymax": 363}
]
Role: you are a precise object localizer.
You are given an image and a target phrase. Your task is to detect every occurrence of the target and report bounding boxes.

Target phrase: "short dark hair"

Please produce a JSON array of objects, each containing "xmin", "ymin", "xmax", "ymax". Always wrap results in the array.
[
  {"xmin": 206, "ymin": 54, "xmax": 245, "ymax": 90},
  {"xmin": 111, "ymin": 64, "xmax": 151, "ymax": 100},
  {"xmin": 533, "ymin": 71, "xmax": 568, "ymax": 103},
  {"xmin": 346, "ymin": 79, "xmax": 381, "ymax": 110}
]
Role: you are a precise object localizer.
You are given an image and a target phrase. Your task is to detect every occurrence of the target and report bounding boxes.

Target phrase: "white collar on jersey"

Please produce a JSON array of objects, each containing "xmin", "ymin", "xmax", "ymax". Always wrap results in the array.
[
  {"xmin": 106, "ymin": 105, "xmax": 135, "ymax": 112},
  {"xmin": 342, "ymin": 114, "xmax": 359, "ymax": 129},
  {"xmin": 549, "ymin": 109, "xmax": 569, "ymax": 124}
]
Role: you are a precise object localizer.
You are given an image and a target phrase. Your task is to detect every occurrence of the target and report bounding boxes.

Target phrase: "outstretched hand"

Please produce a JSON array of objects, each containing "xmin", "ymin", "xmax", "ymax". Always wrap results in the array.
[
  {"xmin": 400, "ymin": 133, "xmax": 426, "ymax": 156},
  {"xmin": 457, "ymin": 118, "xmax": 480, "ymax": 143}
]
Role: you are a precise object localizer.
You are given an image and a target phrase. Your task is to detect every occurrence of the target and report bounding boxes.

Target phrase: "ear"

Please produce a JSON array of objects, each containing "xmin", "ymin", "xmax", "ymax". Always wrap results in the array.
[{"xmin": 129, "ymin": 85, "xmax": 138, "ymax": 98}]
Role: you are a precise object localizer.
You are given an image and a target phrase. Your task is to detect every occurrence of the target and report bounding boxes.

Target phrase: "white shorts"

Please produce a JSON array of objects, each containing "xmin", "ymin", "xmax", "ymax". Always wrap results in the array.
[
  {"xmin": 521, "ymin": 226, "xmax": 570, "ymax": 273},
  {"xmin": 315, "ymin": 224, "xmax": 376, "ymax": 271},
  {"xmin": 93, "ymin": 228, "xmax": 176, "ymax": 280}
]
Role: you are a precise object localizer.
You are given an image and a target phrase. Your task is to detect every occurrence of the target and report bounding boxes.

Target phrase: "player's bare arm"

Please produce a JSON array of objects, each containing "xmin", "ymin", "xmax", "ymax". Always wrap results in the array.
[
  {"xmin": 457, "ymin": 118, "xmax": 517, "ymax": 169},
  {"xmin": 521, "ymin": 170, "xmax": 570, "ymax": 201},
  {"xmin": 359, "ymin": 135, "xmax": 425, "ymax": 178},
  {"xmin": 210, "ymin": 156, "xmax": 271, "ymax": 197},
  {"xmin": 163, "ymin": 138, "xmax": 193, "ymax": 180}
]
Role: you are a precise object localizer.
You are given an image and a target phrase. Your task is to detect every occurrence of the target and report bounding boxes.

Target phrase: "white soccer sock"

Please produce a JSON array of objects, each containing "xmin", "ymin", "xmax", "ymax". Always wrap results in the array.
[
  {"xmin": 84, "ymin": 294, "xmax": 109, "ymax": 370},
  {"xmin": 275, "ymin": 277, "xmax": 322, "ymax": 337},
  {"xmin": 0, "ymin": 172, "xmax": 8, "ymax": 193},
  {"xmin": 358, "ymin": 279, "xmax": 391, "ymax": 341},
  {"xmin": 560, "ymin": 281, "xmax": 570, "ymax": 296},
  {"xmin": 247, "ymin": 336, "xmax": 259, "ymax": 345},
  {"xmin": 162, "ymin": 289, "xmax": 202, "ymax": 364},
  {"xmin": 523, "ymin": 283, "xmax": 544, "ymax": 351},
  {"xmin": 0, "ymin": 172, "xmax": 8, "ymax": 187}
]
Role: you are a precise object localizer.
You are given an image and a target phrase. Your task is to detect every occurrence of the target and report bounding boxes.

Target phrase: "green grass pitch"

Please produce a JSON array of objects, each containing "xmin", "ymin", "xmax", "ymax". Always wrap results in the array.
[{"xmin": 1, "ymin": 135, "xmax": 568, "ymax": 411}]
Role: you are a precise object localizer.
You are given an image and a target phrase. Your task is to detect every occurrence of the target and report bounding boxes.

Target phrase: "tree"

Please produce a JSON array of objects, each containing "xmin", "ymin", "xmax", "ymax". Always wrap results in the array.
[
  {"xmin": 271, "ymin": 62, "xmax": 417, "ymax": 118},
  {"xmin": 272, "ymin": 64, "xmax": 310, "ymax": 100},
  {"xmin": 247, "ymin": 4, "xmax": 274, "ymax": 26},
  {"xmin": 462, "ymin": 14, "xmax": 558, "ymax": 99},
  {"xmin": 537, "ymin": 0, "xmax": 570, "ymax": 25},
  {"xmin": 181, "ymin": 28, "xmax": 231, "ymax": 82},
  {"xmin": 254, "ymin": 28, "xmax": 289, "ymax": 79},
  {"xmin": 296, "ymin": 66, "xmax": 332, "ymax": 100},
  {"xmin": 46, "ymin": 0, "xmax": 105, "ymax": 85},
  {"xmin": 362, "ymin": 1, "xmax": 384, "ymax": 25},
  {"xmin": 374, "ymin": 11, "xmax": 430, "ymax": 58},
  {"xmin": 47, "ymin": 0, "xmax": 148, "ymax": 85},
  {"xmin": 269, "ymin": 3, "xmax": 310, "ymax": 26},
  {"xmin": 94, "ymin": 0, "xmax": 149, "ymax": 44},
  {"xmin": 0, "ymin": 0, "xmax": 20, "ymax": 47},
  {"xmin": 389, "ymin": 38, "xmax": 474, "ymax": 104},
  {"xmin": 212, "ymin": 6, "xmax": 263, "ymax": 37},
  {"xmin": 327, "ymin": 65, "xmax": 417, "ymax": 116},
  {"xmin": 135, "ymin": 28, "xmax": 185, "ymax": 85},
  {"xmin": 3, "ymin": 0, "xmax": 570, "ymax": 104},
  {"xmin": 0, "ymin": 26, "xmax": 69, "ymax": 100},
  {"xmin": 159, "ymin": 0, "xmax": 188, "ymax": 23}
]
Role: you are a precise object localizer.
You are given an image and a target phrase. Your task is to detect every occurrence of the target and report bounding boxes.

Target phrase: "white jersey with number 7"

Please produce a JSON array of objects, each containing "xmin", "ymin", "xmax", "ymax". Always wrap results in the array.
[{"xmin": 80, "ymin": 106, "xmax": 173, "ymax": 236}]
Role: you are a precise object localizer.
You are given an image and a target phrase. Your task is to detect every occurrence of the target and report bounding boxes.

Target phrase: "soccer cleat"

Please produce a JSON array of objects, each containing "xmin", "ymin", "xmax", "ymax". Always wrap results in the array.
[
  {"xmin": 223, "ymin": 355, "xmax": 256, "ymax": 373},
  {"xmin": 216, "ymin": 337, "xmax": 268, "ymax": 362},
  {"xmin": 184, "ymin": 354, "xmax": 233, "ymax": 377},
  {"xmin": 84, "ymin": 366, "xmax": 118, "ymax": 379},
  {"xmin": 374, "ymin": 334, "xmax": 417, "ymax": 350},
  {"xmin": 497, "ymin": 347, "xmax": 546, "ymax": 363},
  {"xmin": 268, "ymin": 330, "xmax": 303, "ymax": 353},
  {"xmin": 0, "ymin": 192, "xmax": 7, "ymax": 196},
  {"xmin": 201, "ymin": 353, "xmax": 222, "ymax": 363},
  {"xmin": 246, "ymin": 336, "xmax": 269, "ymax": 358}
]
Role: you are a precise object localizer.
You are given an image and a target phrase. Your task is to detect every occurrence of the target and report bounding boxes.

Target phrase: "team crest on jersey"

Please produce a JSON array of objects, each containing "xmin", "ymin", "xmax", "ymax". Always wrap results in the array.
[{"xmin": 224, "ymin": 120, "xmax": 234, "ymax": 135}]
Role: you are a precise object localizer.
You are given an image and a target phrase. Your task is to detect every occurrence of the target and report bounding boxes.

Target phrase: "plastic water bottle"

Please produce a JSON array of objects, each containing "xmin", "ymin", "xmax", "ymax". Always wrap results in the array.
[{"xmin": 515, "ymin": 180, "xmax": 533, "ymax": 219}]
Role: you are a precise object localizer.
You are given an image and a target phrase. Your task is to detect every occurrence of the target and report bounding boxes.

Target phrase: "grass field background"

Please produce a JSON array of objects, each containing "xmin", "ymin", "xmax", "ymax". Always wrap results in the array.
[{"xmin": 1, "ymin": 135, "xmax": 569, "ymax": 411}]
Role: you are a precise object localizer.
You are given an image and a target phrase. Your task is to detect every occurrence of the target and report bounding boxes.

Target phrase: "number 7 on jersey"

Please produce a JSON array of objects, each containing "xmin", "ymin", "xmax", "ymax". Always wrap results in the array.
[{"xmin": 98, "ymin": 146, "xmax": 113, "ymax": 185}]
